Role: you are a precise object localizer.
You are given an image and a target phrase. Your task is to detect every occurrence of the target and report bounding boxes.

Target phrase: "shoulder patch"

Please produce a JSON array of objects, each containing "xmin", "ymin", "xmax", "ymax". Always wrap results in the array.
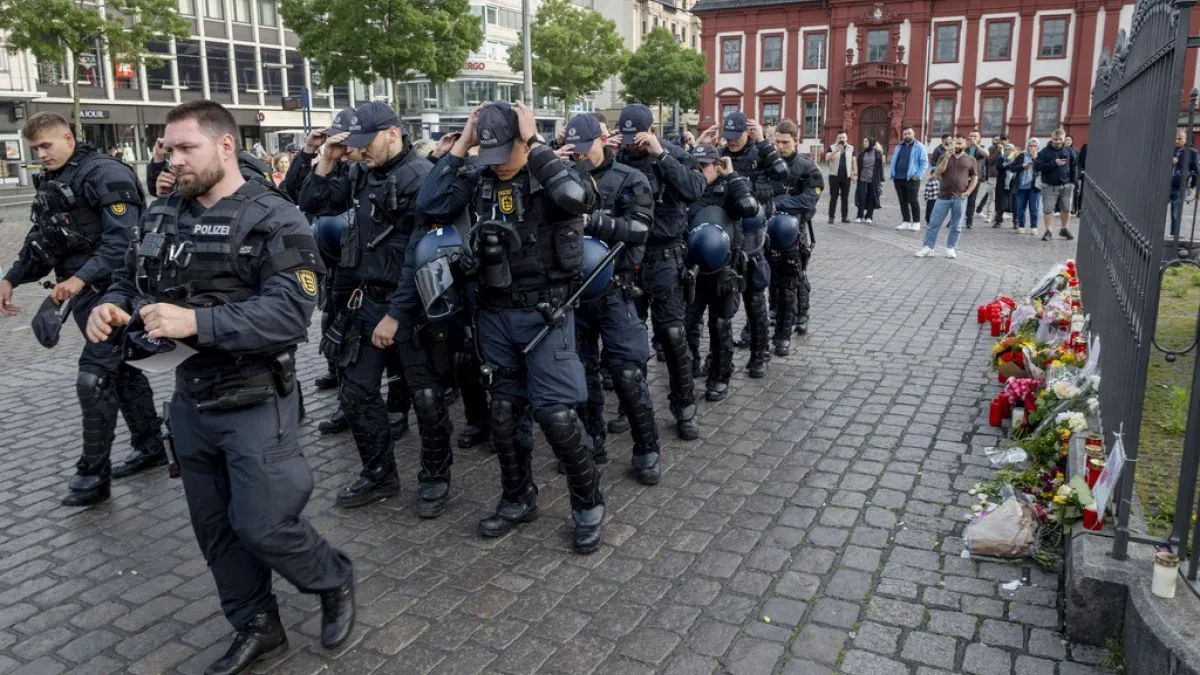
[
  {"xmin": 295, "ymin": 269, "xmax": 318, "ymax": 297},
  {"xmin": 109, "ymin": 202, "xmax": 127, "ymax": 216},
  {"xmin": 497, "ymin": 188, "xmax": 515, "ymax": 215}
]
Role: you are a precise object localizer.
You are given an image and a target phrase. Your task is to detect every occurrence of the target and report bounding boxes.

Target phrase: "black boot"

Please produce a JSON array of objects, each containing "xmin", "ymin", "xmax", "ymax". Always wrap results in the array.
[
  {"xmin": 338, "ymin": 390, "xmax": 400, "ymax": 508},
  {"xmin": 659, "ymin": 326, "xmax": 699, "ymax": 440},
  {"xmin": 457, "ymin": 423, "xmax": 489, "ymax": 449},
  {"xmin": 336, "ymin": 468, "xmax": 400, "ymax": 509},
  {"xmin": 319, "ymin": 575, "xmax": 355, "ymax": 649},
  {"xmin": 572, "ymin": 504, "xmax": 606, "ymax": 554},
  {"xmin": 67, "ymin": 371, "xmax": 119, "ymax": 506},
  {"xmin": 319, "ymin": 409, "xmax": 349, "ymax": 435},
  {"xmin": 631, "ymin": 452, "xmax": 661, "ymax": 486},
  {"xmin": 480, "ymin": 399, "xmax": 538, "ymax": 538},
  {"xmin": 63, "ymin": 466, "xmax": 111, "ymax": 507},
  {"xmin": 204, "ymin": 611, "xmax": 287, "ymax": 675},
  {"xmin": 111, "ymin": 447, "xmax": 167, "ymax": 478},
  {"xmin": 112, "ymin": 366, "xmax": 166, "ymax": 479},
  {"xmin": 706, "ymin": 316, "xmax": 734, "ymax": 401},
  {"xmin": 611, "ymin": 363, "xmax": 662, "ymax": 486},
  {"xmin": 314, "ymin": 372, "xmax": 339, "ymax": 390},
  {"xmin": 772, "ymin": 280, "xmax": 797, "ymax": 357},
  {"xmin": 607, "ymin": 412, "xmax": 630, "ymax": 434}
]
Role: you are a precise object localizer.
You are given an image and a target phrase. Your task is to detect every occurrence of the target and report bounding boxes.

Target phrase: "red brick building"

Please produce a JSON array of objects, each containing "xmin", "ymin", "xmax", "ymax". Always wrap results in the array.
[{"xmin": 692, "ymin": 0, "xmax": 1200, "ymax": 148}]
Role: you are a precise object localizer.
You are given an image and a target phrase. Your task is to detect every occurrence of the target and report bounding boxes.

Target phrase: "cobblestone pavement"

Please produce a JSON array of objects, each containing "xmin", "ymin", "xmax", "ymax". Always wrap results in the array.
[{"xmin": 0, "ymin": 196, "xmax": 1116, "ymax": 675}]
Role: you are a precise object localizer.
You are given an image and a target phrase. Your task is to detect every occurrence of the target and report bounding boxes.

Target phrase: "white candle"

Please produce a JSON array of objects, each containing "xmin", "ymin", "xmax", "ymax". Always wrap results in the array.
[{"xmin": 1152, "ymin": 552, "xmax": 1180, "ymax": 599}]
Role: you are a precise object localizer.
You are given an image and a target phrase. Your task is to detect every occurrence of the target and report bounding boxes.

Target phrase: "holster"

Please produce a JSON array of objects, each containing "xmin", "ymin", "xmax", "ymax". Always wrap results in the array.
[
  {"xmin": 716, "ymin": 268, "xmax": 744, "ymax": 296},
  {"xmin": 269, "ymin": 350, "xmax": 296, "ymax": 397},
  {"xmin": 681, "ymin": 265, "xmax": 697, "ymax": 304}
]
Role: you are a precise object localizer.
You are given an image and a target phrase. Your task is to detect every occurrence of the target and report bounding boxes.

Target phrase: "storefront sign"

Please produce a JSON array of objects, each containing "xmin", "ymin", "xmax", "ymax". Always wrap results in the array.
[
  {"xmin": 465, "ymin": 62, "xmax": 487, "ymax": 71},
  {"xmin": 79, "ymin": 109, "xmax": 110, "ymax": 120}
]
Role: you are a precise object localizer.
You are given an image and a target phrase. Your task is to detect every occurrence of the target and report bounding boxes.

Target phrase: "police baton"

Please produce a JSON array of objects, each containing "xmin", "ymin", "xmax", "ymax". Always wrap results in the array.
[
  {"xmin": 162, "ymin": 401, "xmax": 180, "ymax": 479},
  {"xmin": 522, "ymin": 241, "xmax": 624, "ymax": 356}
]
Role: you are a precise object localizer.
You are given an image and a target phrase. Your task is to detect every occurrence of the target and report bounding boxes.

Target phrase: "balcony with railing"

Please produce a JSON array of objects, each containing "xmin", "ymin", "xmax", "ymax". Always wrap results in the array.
[{"xmin": 845, "ymin": 60, "xmax": 907, "ymax": 88}]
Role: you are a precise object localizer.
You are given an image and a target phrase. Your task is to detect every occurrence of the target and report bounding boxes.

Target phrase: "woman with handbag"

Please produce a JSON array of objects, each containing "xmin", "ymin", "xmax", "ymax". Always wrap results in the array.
[{"xmin": 855, "ymin": 137, "xmax": 885, "ymax": 223}]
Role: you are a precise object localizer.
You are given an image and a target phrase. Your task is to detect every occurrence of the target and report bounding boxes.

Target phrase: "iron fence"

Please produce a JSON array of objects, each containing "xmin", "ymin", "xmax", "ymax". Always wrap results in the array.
[{"xmin": 1080, "ymin": 0, "xmax": 1200, "ymax": 593}]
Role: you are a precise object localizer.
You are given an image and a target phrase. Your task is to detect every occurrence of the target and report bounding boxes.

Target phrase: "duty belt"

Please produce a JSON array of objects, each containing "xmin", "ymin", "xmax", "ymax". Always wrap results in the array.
[
  {"xmin": 360, "ymin": 282, "xmax": 397, "ymax": 303},
  {"xmin": 482, "ymin": 284, "xmax": 572, "ymax": 310},
  {"xmin": 644, "ymin": 241, "xmax": 685, "ymax": 263}
]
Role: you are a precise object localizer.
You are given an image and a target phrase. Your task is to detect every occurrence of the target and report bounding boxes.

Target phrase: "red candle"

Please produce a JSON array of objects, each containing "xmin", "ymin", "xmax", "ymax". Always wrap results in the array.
[
  {"xmin": 989, "ymin": 397, "xmax": 1005, "ymax": 427},
  {"xmin": 990, "ymin": 318, "xmax": 1001, "ymax": 337},
  {"xmin": 1082, "ymin": 505, "xmax": 1103, "ymax": 531},
  {"xmin": 1087, "ymin": 459, "xmax": 1105, "ymax": 488},
  {"xmin": 999, "ymin": 396, "xmax": 1011, "ymax": 419},
  {"xmin": 977, "ymin": 306, "xmax": 987, "ymax": 324}
]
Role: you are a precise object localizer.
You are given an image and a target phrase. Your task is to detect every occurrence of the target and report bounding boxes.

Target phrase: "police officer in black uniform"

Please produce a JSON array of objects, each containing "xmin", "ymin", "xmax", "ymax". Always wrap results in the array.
[
  {"xmin": 719, "ymin": 111, "xmax": 788, "ymax": 379},
  {"xmin": 298, "ymin": 101, "xmax": 446, "ymax": 513},
  {"xmin": 613, "ymin": 104, "xmax": 705, "ymax": 441},
  {"xmin": 559, "ymin": 113, "xmax": 661, "ymax": 485},
  {"xmin": 685, "ymin": 144, "xmax": 760, "ymax": 401},
  {"xmin": 766, "ymin": 119, "xmax": 823, "ymax": 352},
  {"xmin": 0, "ymin": 112, "xmax": 164, "ymax": 506},
  {"xmin": 417, "ymin": 101, "xmax": 606, "ymax": 553},
  {"xmin": 85, "ymin": 100, "xmax": 354, "ymax": 675}
]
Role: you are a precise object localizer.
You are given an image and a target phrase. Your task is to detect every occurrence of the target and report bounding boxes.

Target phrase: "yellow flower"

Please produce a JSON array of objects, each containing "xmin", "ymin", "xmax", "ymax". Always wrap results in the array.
[{"xmin": 1053, "ymin": 495, "xmax": 1068, "ymax": 505}]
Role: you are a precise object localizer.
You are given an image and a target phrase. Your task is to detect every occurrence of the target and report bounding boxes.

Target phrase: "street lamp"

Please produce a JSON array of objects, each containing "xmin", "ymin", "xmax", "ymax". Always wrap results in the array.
[{"xmin": 522, "ymin": 0, "xmax": 534, "ymax": 106}]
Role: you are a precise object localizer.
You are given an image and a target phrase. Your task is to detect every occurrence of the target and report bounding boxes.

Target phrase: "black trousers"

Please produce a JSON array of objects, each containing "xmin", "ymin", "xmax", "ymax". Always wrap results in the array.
[
  {"xmin": 173, "ymin": 386, "xmax": 353, "ymax": 630},
  {"xmin": 893, "ymin": 178, "xmax": 922, "ymax": 223},
  {"xmin": 827, "ymin": 175, "xmax": 851, "ymax": 221}
]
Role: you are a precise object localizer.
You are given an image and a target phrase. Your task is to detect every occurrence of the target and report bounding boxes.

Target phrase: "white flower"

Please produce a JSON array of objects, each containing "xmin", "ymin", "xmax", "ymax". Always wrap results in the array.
[
  {"xmin": 1056, "ymin": 411, "xmax": 1088, "ymax": 433},
  {"xmin": 1088, "ymin": 375, "xmax": 1101, "ymax": 390},
  {"xmin": 1087, "ymin": 397, "xmax": 1100, "ymax": 414},
  {"xmin": 1052, "ymin": 380, "xmax": 1080, "ymax": 399}
]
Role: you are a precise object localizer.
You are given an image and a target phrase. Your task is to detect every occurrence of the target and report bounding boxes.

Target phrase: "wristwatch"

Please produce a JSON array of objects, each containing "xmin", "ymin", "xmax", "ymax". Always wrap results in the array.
[{"xmin": 525, "ymin": 133, "xmax": 543, "ymax": 148}]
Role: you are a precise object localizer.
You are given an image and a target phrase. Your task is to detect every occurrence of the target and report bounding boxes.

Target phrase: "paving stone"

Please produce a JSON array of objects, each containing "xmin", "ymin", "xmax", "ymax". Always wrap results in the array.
[
  {"xmin": 866, "ymin": 596, "xmax": 926, "ymax": 627},
  {"xmin": 1014, "ymin": 655, "xmax": 1056, "ymax": 675},
  {"xmin": 963, "ymin": 643, "xmax": 1014, "ymax": 675},
  {"xmin": 1007, "ymin": 603, "xmax": 1058, "ymax": 629},
  {"xmin": 1025, "ymin": 628, "xmax": 1067, "ymax": 660},
  {"xmin": 774, "ymin": 571, "xmax": 821, "ymax": 601},
  {"xmin": 789, "ymin": 623, "xmax": 846, "ymax": 665},
  {"xmin": 840, "ymin": 650, "xmax": 910, "ymax": 675},
  {"xmin": 980, "ymin": 619, "xmax": 1025, "ymax": 649},
  {"xmin": 927, "ymin": 609, "xmax": 978, "ymax": 640},
  {"xmin": 619, "ymin": 628, "xmax": 680, "ymax": 665},
  {"xmin": 760, "ymin": 598, "xmax": 807, "ymax": 627},
  {"xmin": 852, "ymin": 622, "xmax": 900, "ymax": 654},
  {"xmin": 900, "ymin": 631, "xmax": 958, "ymax": 669},
  {"xmin": 825, "ymin": 568, "xmax": 873, "ymax": 601},
  {"xmin": 810, "ymin": 598, "xmax": 861, "ymax": 629}
]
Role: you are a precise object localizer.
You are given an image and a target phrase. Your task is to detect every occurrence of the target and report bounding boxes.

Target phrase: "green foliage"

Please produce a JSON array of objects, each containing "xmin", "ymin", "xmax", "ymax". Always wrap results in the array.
[
  {"xmin": 621, "ymin": 27, "xmax": 707, "ymax": 112},
  {"xmin": 0, "ymin": 0, "xmax": 189, "ymax": 139},
  {"xmin": 506, "ymin": 0, "xmax": 626, "ymax": 115},
  {"xmin": 1159, "ymin": 384, "xmax": 1191, "ymax": 434},
  {"xmin": 280, "ymin": 0, "xmax": 483, "ymax": 94}
]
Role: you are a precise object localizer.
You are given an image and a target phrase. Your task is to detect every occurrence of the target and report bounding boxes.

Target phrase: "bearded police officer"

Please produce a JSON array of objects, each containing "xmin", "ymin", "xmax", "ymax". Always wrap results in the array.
[
  {"xmin": 717, "ymin": 111, "xmax": 788, "ymax": 378},
  {"xmin": 613, "ymin": 104, "xmax": 705, "ymax": 441},
  {"xmin": 0, "ymin": 112, "xmax": 164, "ymax": 506},
  {"xmin": 767, "ymin": 120, "xmax": 823, "ymax": 351},
  {"xmin": 417, "ymin": 101, "xmax": 606, "ymax": 553},
  {"xmin": 560, "ymin": 113, "xmax": 661, "ymax": 485},
  {"xmin": 686, "ymin": 144, "xmax": 760, "ymax": 401},
  {"xmin": 298, "ymin": 101, "xmax": 447, "ymax": 513},
  {"xmin": 85, "ymin": 101, "xmax": 354, "ymax": 675}
]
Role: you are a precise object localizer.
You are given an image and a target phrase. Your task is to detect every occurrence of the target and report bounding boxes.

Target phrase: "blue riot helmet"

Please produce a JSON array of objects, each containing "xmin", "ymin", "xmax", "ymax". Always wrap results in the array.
[
  {"xmin": 742, "ymin": 203, "xmax": 767, "ymax": 232},
  {"xmin": 580, "ymin": 236, "xmax": 616, "ymax": 300},
  {"xmin": 686, "ymin": 223, "xmax": 731, "ymax": 273},
  {"xmin": 413, "ymin": 225, "xmax": 466, "ymax": 320},
  {"xmin": 767, "ymin": 213, "xmax": 801, "ymax": 250},
  {"xmin": 311, "ymin": 212, "xmax": 346, "ymax": 268}
]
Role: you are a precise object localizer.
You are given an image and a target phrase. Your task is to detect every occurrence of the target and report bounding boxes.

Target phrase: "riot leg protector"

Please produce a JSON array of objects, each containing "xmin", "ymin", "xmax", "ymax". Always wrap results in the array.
[
  {"xmin": 535, "ymin": 405, "xmax": 604, "ymax": 553},
  {"xmin": 706, "ymin": 316, "xmax": 734, "ymax": 402},
  {"xmin": 385, "ymin": 358, "xmax": 409, "ymax": 436},
  {"xmin": 659, "ymin": 325, "xmax": 698, "ymax": 440},
  {"xmin": 455, "ymin": 352, "xmax": 489, "ymax": 449},
  {"xmin": 578, "ymin": 342, "xmax": 607, "ymax": 463},
  {"xmin": 111, "ymin": 365, "xmax": 167, "ymax": 478},
  {"xmin": 66, "ymin": 370, "xmax": 117, "ymax": 506},
  {"xmin": 336, "ymin": 387, "xmax": 398, "ymax": 509},
  {"xmin": 412, "ymin": 387, "xmax": 453, "ymax": 518},
  {"xmin": 745, "ymin": 291, "xmax": 770, "ymax": 378},
  {"xmin": 479, "ymin": 398, "xmax": 538, "ymax": 538},
  {"xmin": 796, "ymin": 246, "xmax": 812, "ymax": 335},
  {"xmin": 610, "ymin": 363, "xmax": 661, "ymax": 485},
  {"xmin": 773, "ymin": 275, "xmax": 798, "ymax": 357}
]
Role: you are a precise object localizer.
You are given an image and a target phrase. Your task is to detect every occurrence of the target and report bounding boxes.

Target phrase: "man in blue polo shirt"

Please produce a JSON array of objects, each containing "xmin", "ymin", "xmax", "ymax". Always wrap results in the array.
[{"xmin": 889, "ymin": 126, "xmax": 928, "ymax": 231}]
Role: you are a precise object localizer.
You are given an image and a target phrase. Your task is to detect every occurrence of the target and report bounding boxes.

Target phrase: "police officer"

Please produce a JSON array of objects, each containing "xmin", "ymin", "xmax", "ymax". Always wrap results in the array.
[
  {"xmin": 0, "ymin": 112, "xmax": 164, "ymax": 506},
  {"xmin": 85, "ymin": 100, "xmax": 354, "ymax": 675},
  {"xmin": 559, "ymin": 113, "xmax": 661, "ymax": 485},
  {"xmin": 298, "ymin": 101, "xmax": 444, "ymax": 513},
  {"xmin": 417, "ymin": 101, "xmax": 606, "ymax": 554},
  {"xmin": 766, "ymin": 119, "xmax": 823, "ymax": 352},
  {"xmin": 613, "ymin": 104, "xmax": 705, "ymax": 441},
  {"xmin": 685, "ymin": 144, "xmax": 760, "ymax": 401},
  {"xmin": 715, "ymin": 111, "xmax": 788, "ymax": 378}
]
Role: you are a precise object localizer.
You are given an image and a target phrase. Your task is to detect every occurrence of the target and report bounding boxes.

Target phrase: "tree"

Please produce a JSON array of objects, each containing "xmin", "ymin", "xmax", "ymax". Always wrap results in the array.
[
  {"xmin": 0, "ymin": 0, "xmax": 189, "ymax": 140},
  {"xmin": 506, "ymin": 0, "xmax": 626, "ymax": 119},
  {"xmin": 621, "ymin": 26, "xmax": 707, "ymax": 130},
  {"xmin": 281, "ymin": 0, "xmax": 483, "ymax": 106}
]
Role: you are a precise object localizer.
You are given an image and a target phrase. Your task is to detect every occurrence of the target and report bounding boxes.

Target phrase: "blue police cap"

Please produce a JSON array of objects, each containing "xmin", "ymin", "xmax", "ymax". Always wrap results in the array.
[{"xmin": 341, "ymin": 101, "xmax": 400, "ymax": 148}]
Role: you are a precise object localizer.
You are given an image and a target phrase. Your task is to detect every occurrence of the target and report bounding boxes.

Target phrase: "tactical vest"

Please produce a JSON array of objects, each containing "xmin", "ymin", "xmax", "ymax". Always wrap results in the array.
[
  {"xmin": 340, "ymin": 154, "xmax": 425, "ymax": 288},
  {"xmin": 136, "ymin": 181, "xmax": 311, "ymax": 307},
  {"xmin": 591, "ymin": 161, "xmax": 644, "ymax": 274},
  {"xmin": 475, "ymin": 171, "xmax": 584, "ymax": 299},
  {"xmin": 32, "ymin": 147, "xmax": 143, "ymax": 256},
  {"xmin": 621, "ymin": 150, "xmax": 689, "ymax": 245}
]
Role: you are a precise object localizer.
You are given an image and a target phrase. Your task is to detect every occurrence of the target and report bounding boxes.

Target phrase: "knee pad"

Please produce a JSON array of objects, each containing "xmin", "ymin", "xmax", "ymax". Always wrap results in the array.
[
  {"xmin": 412, "ymin": 387, "xmax": 448, "ymax": 425},
  {"xmin": 612, "ymin": 363, "xmax": 645, "ymax": 393},
  {"xmin": 490, "ymin": 396, "xmax": 521, "ymax": 441},
  {"xmin": 663, "ymin": 324, "xmax": 688, "ymax": 347},
  {"xmin": 534, "ymin": 404, "xmax": 581, "ymax": 448},
  {"xmin": 76, "ymin": 370, "xmax": 110, "ymax": 406},
  {"xmin": 339, "ymin": 383, "xmax": 377, "ymax": 414}
]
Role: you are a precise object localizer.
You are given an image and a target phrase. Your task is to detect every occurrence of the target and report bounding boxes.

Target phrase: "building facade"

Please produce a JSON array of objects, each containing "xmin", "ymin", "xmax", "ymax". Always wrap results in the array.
[{"xmin": 693, "ymin": 0, "xmax": 1200, "ymax": 150}]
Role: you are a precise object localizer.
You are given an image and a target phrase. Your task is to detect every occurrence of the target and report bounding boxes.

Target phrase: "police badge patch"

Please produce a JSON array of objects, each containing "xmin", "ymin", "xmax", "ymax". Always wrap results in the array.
[
  {"xmin": 296, "ymin": 269, "xmax": 318, "ymax": 296},
  {"xmin": 109, "ymin": 203, "xmax": 127, "ymax": 216},
  {"xmin": 498, "ymin": 188, "xmax": 515, "ymax": 214}
]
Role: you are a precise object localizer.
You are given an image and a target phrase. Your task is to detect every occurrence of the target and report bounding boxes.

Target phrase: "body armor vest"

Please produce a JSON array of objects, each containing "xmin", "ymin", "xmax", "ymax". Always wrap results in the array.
[
  {"xmin": 591, "ymin": 161, "xmax": 644, "ymax": 274},
  {"xmin": 340, "ymin": 153, "xmax": 424, "ymax": 288},
  {"xmin": 621, "ymin": 151, "xmax": 689, "ymax": 245},
  {"xmin": 474, "ymin": 172, "xmax": 584, "ymax": 299},
  {"xmin": 32, "ymin": 147, "xmax": 142, "ymax": 256},
  {"xmin": 136, "ymin": 181, "xmax": 288, "ymax": 307}
]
